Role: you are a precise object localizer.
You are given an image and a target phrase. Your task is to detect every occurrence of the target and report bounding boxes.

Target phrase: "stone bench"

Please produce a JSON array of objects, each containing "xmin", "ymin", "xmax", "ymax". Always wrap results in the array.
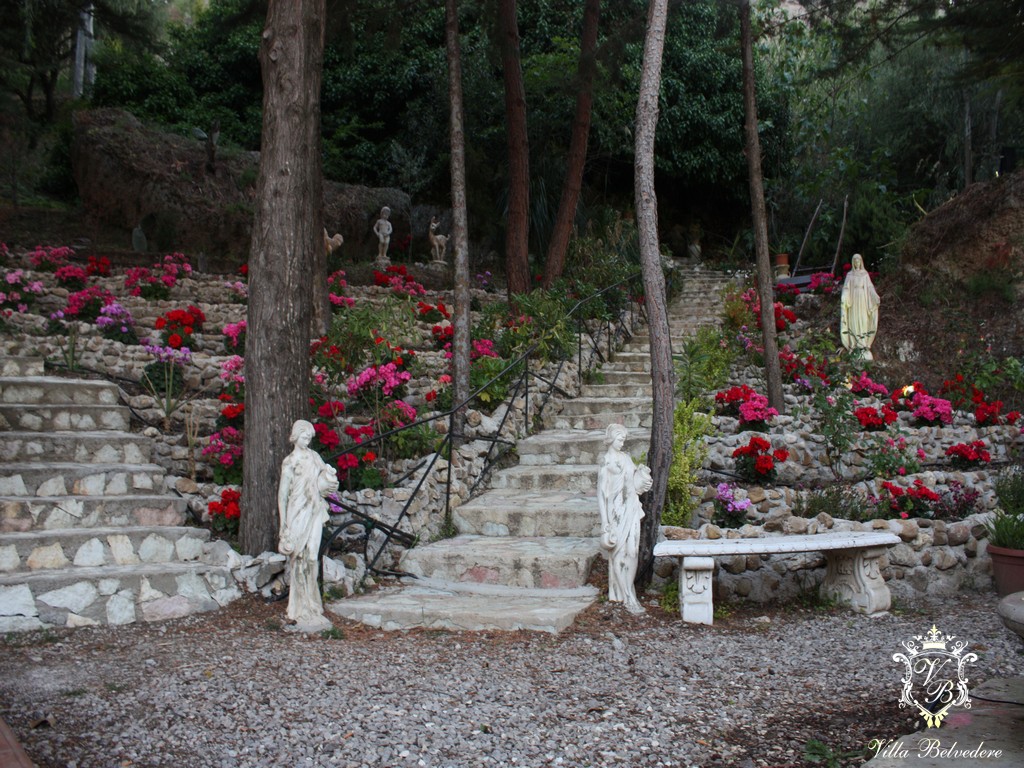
[{"xmin": 654, "ymin": 531, "xmax": 900, "ymax": 625}]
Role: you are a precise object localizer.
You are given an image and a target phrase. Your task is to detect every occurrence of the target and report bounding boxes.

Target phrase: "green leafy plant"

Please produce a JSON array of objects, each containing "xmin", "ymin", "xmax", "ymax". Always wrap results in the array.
[
  {"xmin": 994, "ymin": 466, "xmax": 1024, "ymax": 516},
  {"xmin": 674, "ymin": 326, "xmax": 735, "ymax": 405},
  {"xmin": 660, "ymin": 579, "xmax": 680, "ymax": 614},
  {"xmin": 809, "ymin": 383, "xmax": 857, "ymax": 479},
  {"xmin": 861, "ymin": 427, "xmax": 922, "ymax": 479},
  {"xmin": 663, "ymin": 398, "xmax": 712, "ymax": 526},
  {"xmin": 793, "ymin": 484, "xmax": 869, "ymax": 522}
]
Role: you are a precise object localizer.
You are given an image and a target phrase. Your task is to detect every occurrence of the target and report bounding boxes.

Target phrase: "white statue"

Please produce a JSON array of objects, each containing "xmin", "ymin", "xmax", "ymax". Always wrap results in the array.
[
  {"xmin": 840, "ymin": 253, "xmax": 881, "ymax": 361},
  {"xmin": 323, "ymin": 228, "xmax": 344, "ymax": 256},
  {"xmin": 597, "ymin": 423, "xmax": 652, "ymax": 614},
  {"xmin": 277, "ymin": 419, "xmax": 339, "ymax": 632},
  {"xmin": 373, "ymin": 206, "xmax": 392, "ymax": 265},
  {"xmin": 428, "ymin": 217, "xmax": 449, "ymax": 263}
]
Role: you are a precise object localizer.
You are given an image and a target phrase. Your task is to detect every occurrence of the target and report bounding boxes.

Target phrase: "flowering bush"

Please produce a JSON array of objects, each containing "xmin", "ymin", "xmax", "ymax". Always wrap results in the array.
[
  {"xmin": 471, "ymin": 338, "xmax": 500, "ymax": 360},
  {"xmin": 714, "ymin": 384, "xmax": 756, "ymax": 416},
  {"xmin": 327, "ymin": 270, "xmax": 353, "ymax": 308},
  {"xmin": 86, "ymin": 255, "xmax": 111, "ymax": 277},
  {"xmin": 208, "ymin": 488, "xmax": 241, "ymax": 536},
  {"xmin": 1, "ymin": 269, "xmax": 45, "ymax": 315},
  {"xmin": 55, "ymin": 264, "xmax": 88, "ymax": 290},
  {"xmin": 732, "ymin": 435, "xmax": 789, "ymax": 483},
  {"xmin": 890, "ymin": 382, "xmax": 925, "ymax": 411},
  {"xmin": 909, "ymin": 392, "xmax": 953, "ymax": 426},
  {"xmin": 773, "ymin": 302, "xmax": 797, "ymax": 332},
  {"xmin": 778, "ymin": 344, "xmax": 832, "ymax": 386},
  {"xmin": 972, "ymin": 391, "xmax": 1020, "ymax": 427},
  {"xmin": 219, "ymin": 355, "xmax": 245, "ymax": 400},
  {"xmin": 807, "ymin": 272, "xmax": 840, "ymax": 295},
  {"xmin": 416, "ymin": 300, "xmax": 450, "ymax": 323},
  {"xmin": 853, "ymin": 403, "xmax": 899, "ymax": 431},
  {"xmin": 202, "ymin": 427, "xmax": 244, "ymax": 485},
  {"xmin": 737, "ymin": 393, "xmax": 778, "ymax": 431},
  {"xmin": 218, "ymin": 401, "xmax": 245, "ymax": 428},
  {"xmin": 865, "ymin": 432, "xmax": 923, "ymax": 478},
  {"xmin": 64, "ymin": 285, "xmax": 115, "ymax": 322},
  {"xmin": 432, "ymin": 322, "xmax": 454, "ymax": 353},
  {"xmin": 154, "ymin": 305, "xmax": 205, "ymax": 349},
  {"xmin": 875, "ymin": 480, "xmax": 941, "ymax": 519},
  {"xmin": 225, "ymin": 280, "xmax": 248, "ymax": 302},
  {"xmin": 347, "ymin": 361, "xmax": 411, "ymax": 403},
  {"xmin": 848, "ymin": 371, "xmax": 889, "ymax": 398},
  {"xmin": 945, "ymin": 440, "xmax": 991, "ymax": 468},
  {"xmin": 124, "ymin": 253, "xmax": 192, "ymax": 299},
  {"xmin": 223, "ymin": 320, "xmax": 246, "ymax": 352},
  {"xmin": 95, "ymin": 302, "xmax": 138, "ymax": 344},
  {"xmin": 712, "ymin": 482, "xmax": 753, "ymax": 527},
  {"xmin": 374, "ymin": 264, "xmax": 425, "ymax": 297},
  {"xmin": 27, "ymin": 245, "xmax": 73, "ymax": 271}
]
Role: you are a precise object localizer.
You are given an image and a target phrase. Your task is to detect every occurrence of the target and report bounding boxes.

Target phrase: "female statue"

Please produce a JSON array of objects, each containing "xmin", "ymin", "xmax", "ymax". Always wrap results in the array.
[
  {"xmin": 597, "ymin": 423, "xmax": 652, "ymax": 614},
  {"xmin": 840, "ymin": 253, "xmax": 881, "ymax": 361},
  {"xmin": 278, "ymin": 419, "xmax": 339, "ymax": 631}
]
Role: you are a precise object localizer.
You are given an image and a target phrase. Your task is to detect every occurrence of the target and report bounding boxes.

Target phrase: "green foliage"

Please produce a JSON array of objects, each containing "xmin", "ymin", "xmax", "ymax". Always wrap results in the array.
[
  {"xmin": 142, "ymin": 360, "xmax": 184, "ymax": 400},
  {"xmin": 674, "ymin": 326, "xmax": 735, "ymax": 405},
  {"xmin": 660, "ymin": 579, "xmax": 679, "ymax": 614},
  {"xmin": 985, "ymin": 470, "xmax": 1024, "ymax": 549},
  {"xmin": 386, "ymin": 422, "xmax": 440, "ymax": 462},
  {"xmin": 862, "ymin": 427, "xmax": 921, "ymax": 480},
  {"xmin": 995, "ymin": 467, "xmax": 1024, "ymax": 517},
  {"xmin": 809, "ymin": 384, "xmax": 857, "ymax": 479},
  {"xmin": 964, "ymin": 270, "xmax": 1018, "ymax": 303},
  {"xmin": 663, "ymin": 399, "xmax": 713, "ymax": 527},
  {"xmin": 793, "ymin": 484, "xmax": 869, "ymax": 523},
  {"xmin": 803, "ymin": 738, "xmax": 864, "ymax": 767}
]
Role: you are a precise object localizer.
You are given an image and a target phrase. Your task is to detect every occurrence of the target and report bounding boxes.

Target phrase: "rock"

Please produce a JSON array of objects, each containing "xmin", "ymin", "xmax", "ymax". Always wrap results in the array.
[{"xmin": 997, "ymin": 591, "xmax": 1024, "ymax": 641}]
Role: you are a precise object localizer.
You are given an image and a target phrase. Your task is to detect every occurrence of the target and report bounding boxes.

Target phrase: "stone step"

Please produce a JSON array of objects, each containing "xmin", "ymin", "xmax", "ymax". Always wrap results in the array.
[
  {"xmin": 552, "ymin": 396, "xmax": 652, "ymax": 416},
  {"xmin": 486, "ymin": 464, "xmax": 600, "ymax": 493},
  {"xmin": 399, "ymin": 535, "xmax": 599, "ymax": 589},
  {"xmin": 516, "ymin": 428, "xmax": 649, "ymax": 465},
  {"xmin": 580, "ymin": 382, "xmax": 652, "ymax": 399},
  {"xmin": 0, "ymin": 358, "xmax": 45, "ymax": 377},
  {"xmin": 0, "ymin": 494, "xmax": 188, "ymax": 532},
  {"xmin": 590, "ymin": 370, "xmax": 653, "ymax": 385},
  {"xmin": 329, "ymin": 578, "xmax": 598, "ymax": 633},
  {"xmin": 0, "ymin": 376, "xmax": 121, "ymax": 406},
  {"xmin": 0, "ymin": 525, "xmax": 211, "ymax": 574},
  {"xmin": 0, "ymin": 561, "xmax": 238, "ymax": 631},
  {"xmin": 0, "ymin": 403, "xmax": 132, "ymax": 432},
  {"xmin": 0, "ymin": 430, "xmax": 153, "ymax": 464},
  {"xmin": 0, "ymin": 462, "xmax": 168, "ymax": 497},
  {"xmin": 543, "ymin": 409, "xmax": 652, "ymax": 430},
  {"xmin": 454, "ymin": 492, "xmax": 599, "ymax": 537}
]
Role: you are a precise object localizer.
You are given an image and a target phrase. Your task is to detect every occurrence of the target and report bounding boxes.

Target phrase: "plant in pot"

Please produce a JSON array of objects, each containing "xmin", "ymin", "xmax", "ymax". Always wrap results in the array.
[{"xmin": 985, "ymin": 468, "xmax": 1024, "ymax": 596}]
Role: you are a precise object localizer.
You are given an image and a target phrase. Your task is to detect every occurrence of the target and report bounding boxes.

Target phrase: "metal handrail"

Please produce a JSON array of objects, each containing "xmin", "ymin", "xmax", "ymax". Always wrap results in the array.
[{"xmin": 319, "ymin": 270, "xmax": 649, "ymax": 585}]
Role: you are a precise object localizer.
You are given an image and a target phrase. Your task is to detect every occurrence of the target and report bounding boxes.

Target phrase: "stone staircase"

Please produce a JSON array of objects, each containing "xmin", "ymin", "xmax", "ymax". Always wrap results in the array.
[
  {"xmin": 331, "ymin": 265, "xmax": 737, "ymax": 632},
  {"xmin": 0, "ymin": 356, "xmax": 238, "ymax": 632}
]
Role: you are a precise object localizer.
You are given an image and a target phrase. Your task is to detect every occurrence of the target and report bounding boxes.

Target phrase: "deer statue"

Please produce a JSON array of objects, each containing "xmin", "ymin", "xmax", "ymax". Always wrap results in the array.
[{"xmin": 428, "ymin": 217, "xmax": 449, "ymax": 264}]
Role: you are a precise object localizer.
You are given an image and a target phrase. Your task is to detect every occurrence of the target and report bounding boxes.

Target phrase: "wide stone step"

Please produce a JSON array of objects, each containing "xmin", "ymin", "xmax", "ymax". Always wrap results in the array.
[
  {"xmin": 516, "ymin": 428, "xmax": 648, "ymax": 465},
  {"xmin": 0, "ymin": 376, "xmax": 121, "ymax": 406},
  {"xmin": 0, "ymin": 403, "xmax": 131, "ymax": 432},
  {"xmin": 591, "ymin": 370, "xmax": 654, "ymax": 385},
  {"xmin": 580, "ymin": 382, "xmax": 652, "ymax": 399},
  {"xmin": 399, "ymin": 535, "xmax": 599, "ymax": 589},
  {"xmin": 0, "ymin": 526, "xmax": 211, "ymax": 574},
  {"xmin": 0, "ymin": 430, "xmax": 152, "ymax": 464},
  {"xmin": 329, "ymin": 578, "xmax": 598, "ymax": 633},
  {"xmin": 0, "ymin": 561, "xmax": 238, "ymax": 631},
  {"xmin": 0, "ymin": 462, "xmax": 168, "ymax": 497},
  {"xmin": 543, "ymin": 409, "xmax": 652, "ymax": 430},
  {"xmin": 0, "ymin": 494, "xmax": 188, "ymax": 532},
  {"xmin": 0, "ymin": 358, "xmax": 45, "ymax": 377},
  {"xmin": 552, "ymin": 396, "xmax": 652, "ymax": 416},
  {"xmin": 454, "ymin": 492, "xmax": 599, "ymax": 537},
  {"xmin": 486, "ymin": 464, "xmax": 600, "ymax": 493}
]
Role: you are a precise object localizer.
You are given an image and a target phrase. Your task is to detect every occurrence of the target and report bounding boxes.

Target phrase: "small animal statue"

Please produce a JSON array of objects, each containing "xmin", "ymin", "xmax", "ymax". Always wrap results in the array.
[
  {"xmin": 428, "ymin": 217, "xmax": 449, "ymax": 263},
  {"xmin": 323, "ymin": 228, "xmax": 344, "ymax": 256}
]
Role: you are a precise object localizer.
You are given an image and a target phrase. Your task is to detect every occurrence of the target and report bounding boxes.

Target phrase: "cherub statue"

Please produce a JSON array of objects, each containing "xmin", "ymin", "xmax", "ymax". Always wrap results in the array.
[
  {"xmin": 597, "ymin": 423, "xmax": 652, "ymax": 615},
  {"xmin": 428, "ymin": 217, "xmax": 449, "ymax": 264},
  {"xmin": 323, "ymin": 228, "xmax": 344, "ymax": 257},
  {"xmin": 278, "ymin": 419, "xmax": 339, "ymax": 632},
  {"xmin": 373, "ymin": 206, "xmax": 392, "ymax": 265}
]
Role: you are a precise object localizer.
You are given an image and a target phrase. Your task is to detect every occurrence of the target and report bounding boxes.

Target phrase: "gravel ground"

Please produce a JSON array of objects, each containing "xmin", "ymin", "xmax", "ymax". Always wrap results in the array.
[{"xmin": 2, "ymin": 591, "xmax": 1022, "ymax": 768}]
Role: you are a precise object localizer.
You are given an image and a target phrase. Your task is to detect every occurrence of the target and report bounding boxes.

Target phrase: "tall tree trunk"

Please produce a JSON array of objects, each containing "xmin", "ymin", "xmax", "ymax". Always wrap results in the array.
[
  {"xmin": 241, "ymin": 0, "xmax": 326, "ymax": 556},
  {"xmin": 542, "ymin": 0, "xmax": 600, "ymax": 287},
  {"xmin": 739, "ymin": 0, "xmax": 784, "ymax": 413},
  {"xmin": 634, "ymin": 0, "xmax": 672, "ymax": 590},
  {"xmin": 498, "ymin": 0, "xmax": 531, "ymax": 296},
  {"xmin": 446, "ymin": 0, "xmax": 471, "ymax": 443}
]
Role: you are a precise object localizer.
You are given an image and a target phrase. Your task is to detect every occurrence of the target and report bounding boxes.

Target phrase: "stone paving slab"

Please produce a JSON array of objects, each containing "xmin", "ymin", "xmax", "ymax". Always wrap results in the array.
[
  {"xmin": 862, "ymin": 677, "xmax": 1024, "ymax": 768},
  {"xmin": 0, "ymin": 462, "xmax": 167, "ymax": 497},
  {"xmin": 0, "ymin": 430, "xmax": 152, "ymax": 464},
  {"xmin": 485, "ymin": 463, "xmax": 601, "ymax": 493},
  {"xmin": 515, "ymin": 427, "xmax": 648, "ymax": 465},
  {"xmin": 329, "ymin": 577, "xmax": 599, "ymax": 633},
  {"xmin": 0, "ymin": 376, "xmax": 120, "ymax": 405},
  {"xmin": 0, "ymin": 494, "xmax": 188, "ymax": 532},
  {"xmin": 454, "ymin": 491, "xmax": 599, "ymax": 537},
  {"xmin": 0, "ymin": 403, "xmax": 131, "ymax": 432}
]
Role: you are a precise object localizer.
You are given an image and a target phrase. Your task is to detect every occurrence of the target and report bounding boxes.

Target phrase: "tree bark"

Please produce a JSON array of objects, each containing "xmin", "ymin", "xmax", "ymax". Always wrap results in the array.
[
  {"xmin": 634, "ymin": 0, "xmax": 673, "ymax": 590},
  {"xmin": 240, "ymin": 0, "xmax": 326, "ymax": 556},
  {"xmin": 498, "ymin": 0, "xmax": 531, "ymax": 296},
  {"xmin": 446, "ymin": 0, "xmax": 471, "ymax": 443},
  {"xmin": 542, "ymin": 0, "xmax": 600, "ymax": 287},
  {"xmin": 739, "ymin": 0, "xmax": 784, "ymax": 413}
]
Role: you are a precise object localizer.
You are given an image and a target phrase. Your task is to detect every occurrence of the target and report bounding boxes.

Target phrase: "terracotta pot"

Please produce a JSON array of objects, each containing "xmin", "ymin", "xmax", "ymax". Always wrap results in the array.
[
  {"xmin": 773, "ymin": 253, "xmax": 789, "ymax": 267},
  {"xmin": 988, "ymin": 543, "xmax": 1024, "ymax": 596}
]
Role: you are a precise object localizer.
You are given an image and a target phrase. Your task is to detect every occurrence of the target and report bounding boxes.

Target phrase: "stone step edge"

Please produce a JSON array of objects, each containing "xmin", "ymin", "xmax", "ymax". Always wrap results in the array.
[
  {"xmin": 390, "ymin": 575, "xmax": 600, "ymax": 599},
  {"xmin": 0, "ymin": 560, "xmax": 225, "ymax": 586},
  {"xmin": 0, "ymin": 524, "xmax": 206, "ymax": 543}
]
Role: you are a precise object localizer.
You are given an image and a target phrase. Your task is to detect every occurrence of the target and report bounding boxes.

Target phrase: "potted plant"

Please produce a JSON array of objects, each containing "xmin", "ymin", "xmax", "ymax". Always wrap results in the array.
[{"xmin": 985, "ymin": 468, "xmax": 1024, "ymax": 596}]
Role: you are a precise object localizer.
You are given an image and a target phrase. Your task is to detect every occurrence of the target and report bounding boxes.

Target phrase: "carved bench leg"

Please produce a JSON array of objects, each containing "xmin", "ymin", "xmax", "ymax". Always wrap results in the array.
[
  {"xmin": 680, "ymin": 556, "xmax": 715, "ymax": 625},
  {"xmin": 821, "ymin": 546, "xmax": 891, "ymax": 615}
]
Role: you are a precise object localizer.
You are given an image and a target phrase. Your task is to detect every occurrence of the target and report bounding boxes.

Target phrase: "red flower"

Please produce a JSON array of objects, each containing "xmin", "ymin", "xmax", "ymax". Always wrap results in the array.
[
  {"xmin": 167, "ymin": 333, "xmax": 183, "ymax": 348},
  {"xmin": 772, "ymin": 449, "xmax": 789, "ymax": 463},
  {"xmin": 754, "ymin": 455, "xmax": 775, "ymax": 475},
  {"xmin": 362, "ymin": 451, "xmax": 377, "ymax": 463},
  {"xmin": 317, "ymin": 400, "xmax": 345, "ymax": 418},
  {"xmin": 155, "ymin": 317, "xmax": 167, "ymax": 330}
]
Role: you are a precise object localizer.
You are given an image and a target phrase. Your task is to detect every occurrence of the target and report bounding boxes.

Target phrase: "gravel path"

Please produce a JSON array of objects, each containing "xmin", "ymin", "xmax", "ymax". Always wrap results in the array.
[{"xmin": 2, "ymin": 592, "xmax": 1022, "ymax": 768}]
